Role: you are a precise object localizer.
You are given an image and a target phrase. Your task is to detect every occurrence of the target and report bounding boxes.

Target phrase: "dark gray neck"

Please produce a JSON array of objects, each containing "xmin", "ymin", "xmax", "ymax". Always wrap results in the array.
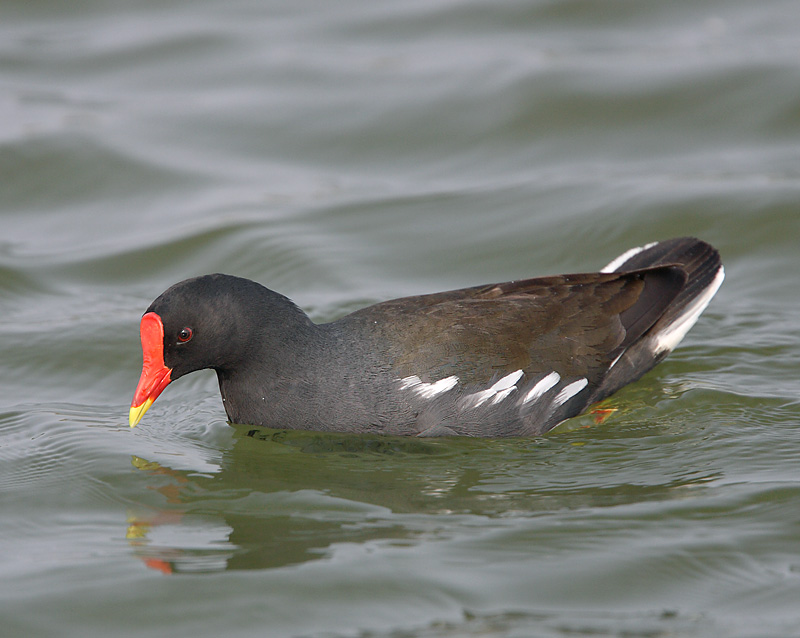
[{"xmin": 215, "ymin": 320, "xmax": 412, "ymax": 433}]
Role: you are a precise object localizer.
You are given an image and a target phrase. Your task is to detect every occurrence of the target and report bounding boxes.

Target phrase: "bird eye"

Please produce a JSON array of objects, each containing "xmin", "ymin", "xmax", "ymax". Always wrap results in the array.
[{"xmin": 178, "ymin": 327, "xmax": 193, "ymax": 343}]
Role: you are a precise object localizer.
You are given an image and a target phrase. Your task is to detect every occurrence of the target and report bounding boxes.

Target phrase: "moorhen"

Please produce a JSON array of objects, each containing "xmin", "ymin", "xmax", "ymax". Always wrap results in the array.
[{"xmin": 130, "ymin": 237, "xmax": 723, "ymax": 437}]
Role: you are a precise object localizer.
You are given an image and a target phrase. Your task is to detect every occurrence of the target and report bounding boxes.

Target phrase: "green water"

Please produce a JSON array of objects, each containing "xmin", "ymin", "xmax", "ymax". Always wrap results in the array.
[{"xmin": 2, "ymin": 1, "xmax": 800, "ymax": 636}]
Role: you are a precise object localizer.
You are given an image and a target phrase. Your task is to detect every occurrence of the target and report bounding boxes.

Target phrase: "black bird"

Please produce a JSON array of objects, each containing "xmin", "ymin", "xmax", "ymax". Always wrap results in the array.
[{"xmin": 130, "ymin": 237, "xmax": 723, "ymax": 437}]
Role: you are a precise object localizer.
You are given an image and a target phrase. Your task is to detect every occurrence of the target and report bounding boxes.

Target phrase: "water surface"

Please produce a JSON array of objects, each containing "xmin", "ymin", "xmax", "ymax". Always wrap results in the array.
[{"xmin": 2, "ymin": 1, "xmax": 800, "ymax": 637}]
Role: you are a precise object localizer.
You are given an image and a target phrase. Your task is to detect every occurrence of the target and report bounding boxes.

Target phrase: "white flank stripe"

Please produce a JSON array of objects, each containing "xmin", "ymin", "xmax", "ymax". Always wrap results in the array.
[
  {"xmin": 600, "ymin": 242, "xmax": 658, "ymax": 273},
  {"xmin": 416, "ymin": 375, "xmax": 459, "ymax": 398},
  {"xmin": 553, "ymin": 378, "xmax": 589, "ymax": 406},
  {"xmin": 490, "ymin": 369, "xmax": 524, "ymax": 392},
  {"xmin": 461, "ymin": 390, "xmax": 494, "ymax": 408},
  {"xmin": 521, "ymin": 371, "xmax": 561, "ymax": 405},
  {"xmin": 653, "ymin": 266, "xmax": 725, "ymax": 354},
  {"xmin": 399, "ymin": 375, "xmax": 459, "ymax": 398},
  {"xmin": 461, "ymin": 370, "xmax": 524, "ymax": 409},
  {"xmin": 491, "ymin": 386, "xmax": 517, "ymax": 405},
  {"xmin": 399, "ymin": 375, "xmax": 422, "ymax": 390}
]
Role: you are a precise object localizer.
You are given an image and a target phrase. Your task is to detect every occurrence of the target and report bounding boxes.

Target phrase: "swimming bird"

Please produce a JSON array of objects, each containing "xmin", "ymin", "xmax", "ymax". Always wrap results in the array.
[{"xmin": 129, "ymin": 237, "xmax": 723, "ymax": 437}]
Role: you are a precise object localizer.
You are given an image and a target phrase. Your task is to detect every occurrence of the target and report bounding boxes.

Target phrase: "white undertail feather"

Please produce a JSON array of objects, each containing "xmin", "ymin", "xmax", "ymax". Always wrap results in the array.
[
  {"xmin": 600, "ymin": 242, "xmax": 658, "ymax": 273},
  {"xmin": 653, "ymin": 265, "xmax": 725, "ymax": 354},
  {"xmin": 601, "ymin": 240, "xmax": 725, "ymax": 354}
]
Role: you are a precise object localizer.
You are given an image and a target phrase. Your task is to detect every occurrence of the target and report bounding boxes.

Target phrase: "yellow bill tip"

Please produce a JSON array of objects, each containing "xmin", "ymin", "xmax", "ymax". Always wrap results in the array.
[{"xmin": 129, "ymin": 398, "xmax": 154, "ymax": 428}]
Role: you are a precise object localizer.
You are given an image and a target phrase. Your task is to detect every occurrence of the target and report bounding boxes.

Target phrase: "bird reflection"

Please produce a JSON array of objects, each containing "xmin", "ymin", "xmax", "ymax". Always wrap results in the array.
[
  {"xmin": 125, "ymin": 417, "xmax": 719, "ymax": 574},
  {"xmin": 125, "ymin": 426, "xmax": 480, "ymax": 573}
]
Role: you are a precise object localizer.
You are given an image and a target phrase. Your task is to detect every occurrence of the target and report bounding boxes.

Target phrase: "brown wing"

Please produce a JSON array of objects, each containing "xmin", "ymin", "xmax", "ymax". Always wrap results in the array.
[{"xmin": 350, "ymin": 266, "xmax": 686, "ymax": 386}]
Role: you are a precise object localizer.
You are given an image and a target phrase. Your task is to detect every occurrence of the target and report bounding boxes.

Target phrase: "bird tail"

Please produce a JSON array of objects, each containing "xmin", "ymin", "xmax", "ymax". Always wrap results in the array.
[{"xmin": 591, "ymin": 237, "xmax": 724, "ymax": 403}]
